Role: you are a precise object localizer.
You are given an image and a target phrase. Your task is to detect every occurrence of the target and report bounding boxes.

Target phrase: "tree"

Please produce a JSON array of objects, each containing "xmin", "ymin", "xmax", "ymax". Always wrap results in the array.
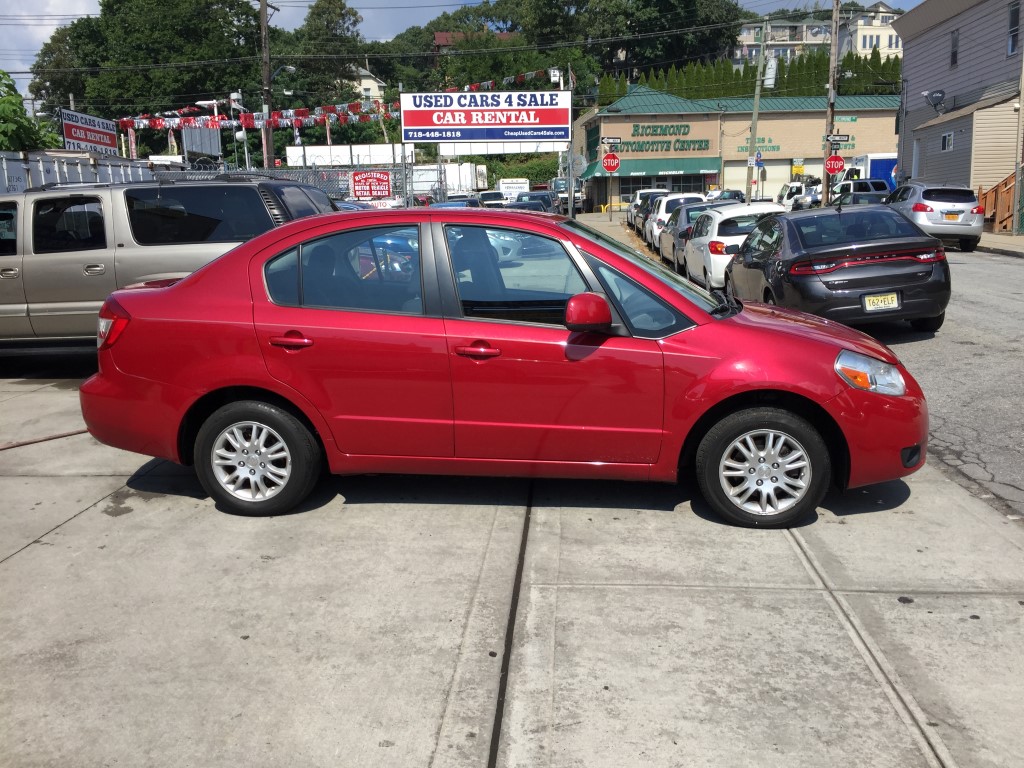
[
  {"xmin": 29, "ymin": 20, "xmax": 103, "ymax": 116},
  {"xmin": 288, "ymin": 0, "xmax": 363, "ymax": 106},
  {"xmin": 83, "ymin": 0, "xmax": 261, "ymax": 120},
  {"xmin": 0, "ymin": 72, "xmax": 61, "ymax": 151}
]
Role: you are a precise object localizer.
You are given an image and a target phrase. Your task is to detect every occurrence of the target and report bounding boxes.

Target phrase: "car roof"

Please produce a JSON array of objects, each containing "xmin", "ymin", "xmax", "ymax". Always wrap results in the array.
[{"xmin": 703, "ymin": 201, "xmax": 784, "ymax": 218}]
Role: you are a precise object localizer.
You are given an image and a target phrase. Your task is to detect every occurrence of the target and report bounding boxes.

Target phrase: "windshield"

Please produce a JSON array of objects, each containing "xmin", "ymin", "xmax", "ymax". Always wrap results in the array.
[{"xmin": 560, "ymin": 219, "xmax": 722, "ymax": 314}]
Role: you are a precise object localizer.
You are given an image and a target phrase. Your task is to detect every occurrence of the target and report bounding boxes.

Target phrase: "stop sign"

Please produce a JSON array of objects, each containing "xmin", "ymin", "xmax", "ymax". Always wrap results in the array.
[
  {"xmin": 602, "ymin": 153, "xmax": 620, "ymax": 173},
  {"xmin": 825, "ymin": 154, "xmax": 845, "ymax": 175}
]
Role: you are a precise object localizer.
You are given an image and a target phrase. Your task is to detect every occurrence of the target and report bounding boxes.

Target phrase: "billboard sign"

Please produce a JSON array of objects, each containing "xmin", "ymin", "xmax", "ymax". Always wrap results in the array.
[
  {"xmin": 400, "ymin": 91, "xmax": 571, "ymax": 143},
  {"xmin": 352, "ymin": 170, "xmax": 392, "ymax": 199},
  {"xmin": 60, "ymin": 109, "xmax": 118, "ymax": 155}
]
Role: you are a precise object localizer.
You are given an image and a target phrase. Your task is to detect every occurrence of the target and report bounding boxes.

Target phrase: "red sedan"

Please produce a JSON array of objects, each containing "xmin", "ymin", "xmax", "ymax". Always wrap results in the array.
[{"xmin": 79, "ymin": 209, "xmax": 928, "ymax": 527}]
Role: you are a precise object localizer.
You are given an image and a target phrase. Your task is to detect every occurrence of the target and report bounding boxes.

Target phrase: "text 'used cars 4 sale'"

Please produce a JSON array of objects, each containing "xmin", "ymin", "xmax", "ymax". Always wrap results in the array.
[{"xmin": 80, "ymin": 209, "xmax": 930, "ymax": 528}]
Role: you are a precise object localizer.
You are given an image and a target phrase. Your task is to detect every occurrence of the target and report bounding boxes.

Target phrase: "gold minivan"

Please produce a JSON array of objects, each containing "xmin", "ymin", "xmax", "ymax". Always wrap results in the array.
[{"xmin": 0, "ymin": 176, "xmax": 337, "ymax": 342}]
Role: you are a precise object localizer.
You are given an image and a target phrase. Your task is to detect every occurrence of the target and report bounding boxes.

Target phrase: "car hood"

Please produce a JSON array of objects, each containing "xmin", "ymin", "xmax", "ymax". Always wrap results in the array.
[{"xmin": 727, "ymin": 300, "xmax": 900, "ymax": 364}]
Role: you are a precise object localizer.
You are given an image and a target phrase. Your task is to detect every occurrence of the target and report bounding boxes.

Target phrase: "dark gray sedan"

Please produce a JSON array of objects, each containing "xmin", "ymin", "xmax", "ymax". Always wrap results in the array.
[{"xmin": 724, "ymin": 205, "xmax": 950, "ymax": 332}]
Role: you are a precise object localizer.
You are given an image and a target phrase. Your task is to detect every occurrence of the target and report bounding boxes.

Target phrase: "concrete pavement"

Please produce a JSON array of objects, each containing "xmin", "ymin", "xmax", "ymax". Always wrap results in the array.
[{"xmin": 1, "ymin": 258, "xmax": 1023, "ymax": 766}]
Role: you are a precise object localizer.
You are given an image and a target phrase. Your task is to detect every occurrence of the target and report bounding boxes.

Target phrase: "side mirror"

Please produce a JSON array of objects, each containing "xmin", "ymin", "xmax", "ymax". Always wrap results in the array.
[
  {"xmin": 725, "ymin": 244, "xmax": 740, "ymax": 255},
  {"xmin": 743, "ymin": 251, "xmax": 755, "ymax": 266},
  {"xmin": 565, "ymin": 292, "xmax": 613, "ymax": 332}
]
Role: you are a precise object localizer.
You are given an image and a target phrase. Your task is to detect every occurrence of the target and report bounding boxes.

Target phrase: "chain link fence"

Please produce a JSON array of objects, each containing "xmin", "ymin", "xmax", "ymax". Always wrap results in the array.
[{"xmin": 152, "ymin": 159, "xmax": 441, "ymax": 204}]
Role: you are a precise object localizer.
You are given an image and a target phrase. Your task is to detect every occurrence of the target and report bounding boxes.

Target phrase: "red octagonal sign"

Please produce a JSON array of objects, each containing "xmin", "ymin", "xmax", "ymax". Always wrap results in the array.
[
  {"xmin": 602, "ymin": 153, "xmax": 620, "ymax": 173},
  {"xmin": 825, "ymin": 154, "xmax": 845, "ymax": 175}
]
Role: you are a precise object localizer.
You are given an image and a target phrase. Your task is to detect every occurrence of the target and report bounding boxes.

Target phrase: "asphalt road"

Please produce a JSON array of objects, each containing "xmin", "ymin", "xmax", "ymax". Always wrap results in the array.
[{"xmin": 862, "ymin": 248, "xmax": 1024, "ymax": 518}]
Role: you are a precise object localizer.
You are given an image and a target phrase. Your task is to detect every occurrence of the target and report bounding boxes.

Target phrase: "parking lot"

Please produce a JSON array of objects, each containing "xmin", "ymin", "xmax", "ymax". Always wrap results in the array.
[{"xmin": 2, "ymin": 217, "xmax": 1023, "ymax": 767}]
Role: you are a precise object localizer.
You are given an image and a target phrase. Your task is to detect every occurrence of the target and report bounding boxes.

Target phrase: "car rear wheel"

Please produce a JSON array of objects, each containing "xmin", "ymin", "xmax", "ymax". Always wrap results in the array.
[
  {"xmin": 909, "ymin": 311, "xmax": 945, "ymax": 332},
  {"xmin": 959, "ymin": 238, "xmax": 978, "ymax": 252},
  {"xmin": 695, "ymin": 408, "xmax": 830, "ymax": 528},
  {"xmin": 195, "ymin": 401, "xmax": 322, "ymax": 516}
]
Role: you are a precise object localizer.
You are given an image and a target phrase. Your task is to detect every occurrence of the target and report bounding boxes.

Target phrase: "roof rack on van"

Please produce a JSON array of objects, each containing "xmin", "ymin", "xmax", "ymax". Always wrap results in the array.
[
  {"xmin": 213, "ymin": 172, "xmax": 277, "ymax": 182},
  {"xmin": 23, "ymin": 181, "xmax": 118, "ymax": 192}
]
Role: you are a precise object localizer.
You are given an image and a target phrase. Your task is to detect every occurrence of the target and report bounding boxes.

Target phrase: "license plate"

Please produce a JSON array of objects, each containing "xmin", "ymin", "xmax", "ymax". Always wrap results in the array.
[
  {"xmin": 943, "ymin": 212, "xmax": 960, "ymax": 221},
  {"xmin": 864, "ymin": 292, "xmax": 899, "ymax": 311}
]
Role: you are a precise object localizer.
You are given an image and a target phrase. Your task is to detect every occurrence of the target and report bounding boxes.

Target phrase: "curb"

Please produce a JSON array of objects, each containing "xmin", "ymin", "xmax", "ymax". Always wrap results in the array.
[{"xmin": 976, "ymin": 244, "xmax": 1024, "ymax": 259}]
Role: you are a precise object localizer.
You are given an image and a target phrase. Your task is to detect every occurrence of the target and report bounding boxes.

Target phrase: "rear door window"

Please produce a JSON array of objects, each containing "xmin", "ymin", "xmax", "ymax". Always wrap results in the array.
[
  {"xmin": 126, "ymin": 186, "xmax": 274, "ymax": 244},
  {"xmin": 0, "ymin": 202, "xmax": 16, "ymax": 256},
  {"xmin": 32, "ymin": 196, "xmax": 107, "ymax": 253},
  {"xmin": 266, "ymin": 225, "xmax": 422, "ymax": 314}
]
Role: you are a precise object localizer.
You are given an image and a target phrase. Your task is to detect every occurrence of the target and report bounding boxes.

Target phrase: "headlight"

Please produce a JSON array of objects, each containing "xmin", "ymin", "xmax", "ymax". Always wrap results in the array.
[{"xmin": 835, "ymin": 350, "xmax": 906, "ymax": 396}]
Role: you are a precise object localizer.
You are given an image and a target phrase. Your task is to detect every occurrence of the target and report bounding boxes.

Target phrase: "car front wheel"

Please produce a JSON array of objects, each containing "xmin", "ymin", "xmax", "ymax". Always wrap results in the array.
[
  {"xmin": 195, "ymin": 401, "xmax": 322, "ymax": 516},
  {"xmin": 695, "ymin": 408, "xmax": 830, "ymax": 527}
]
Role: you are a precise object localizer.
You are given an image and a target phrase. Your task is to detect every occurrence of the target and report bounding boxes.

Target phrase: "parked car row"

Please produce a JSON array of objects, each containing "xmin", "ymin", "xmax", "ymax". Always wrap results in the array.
[{"xmin": 655, "ymin": 199, "xmax": 951, "ymax": 333}]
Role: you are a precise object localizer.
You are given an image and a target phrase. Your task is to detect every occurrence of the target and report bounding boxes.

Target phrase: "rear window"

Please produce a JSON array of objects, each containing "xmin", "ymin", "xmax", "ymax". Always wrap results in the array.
[
  {"xmin": 793, "ymin": 209, "xmax": 922, "ymax": 247},
  {"xmin": 126, "ymin": 186, "xmax": 274, "ymax": 244},
  {"xmin": 717, "ymin": 214, "xmax": 764, "ymax": 237},
  {"xmin": 922, "ymin": 188, "xmax": 977, "ymax": 204}
]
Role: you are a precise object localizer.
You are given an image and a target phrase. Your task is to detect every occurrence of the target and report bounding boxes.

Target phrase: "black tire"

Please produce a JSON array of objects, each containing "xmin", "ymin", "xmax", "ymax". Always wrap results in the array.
[
  {"xmin": 195, "ymin": 401, "xmax": 322, "ymax": 516},
  {"xmin": 724, "ymin": 275, "xmax": 736, "ymax": 301},
  {"xmin": 672, "ymin": 247, "xmax": 682, "ymax": 274},
  {"xmin": 695, "ymin": 407, "xmax": 831, "ymax": 528},
  {"xmin": 909, "ymin": 311, "xmax": 945, "ymax": 332},
  {"xmin": 959, "ymin": 238, "xmax": 978, "ymax": 252}
]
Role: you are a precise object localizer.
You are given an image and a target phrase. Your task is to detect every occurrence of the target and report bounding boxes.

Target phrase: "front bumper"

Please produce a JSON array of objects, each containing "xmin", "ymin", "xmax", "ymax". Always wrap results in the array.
[{"xmin": 823, "ymin": 381, "xmax": 929, "ymax": 489}]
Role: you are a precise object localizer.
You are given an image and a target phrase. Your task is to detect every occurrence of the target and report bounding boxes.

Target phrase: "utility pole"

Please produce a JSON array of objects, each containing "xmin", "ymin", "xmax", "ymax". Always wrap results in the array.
[
  {"xmin": 260, "ymin": 0, "xmax": 272, "ymax": 169},
  {"xmin": 744, "ymin": 17, "xmax": 769, "ymax": 203},
  {"xmin": 822, "ymin": 0, "xmax": 841, "ymax": 206}
]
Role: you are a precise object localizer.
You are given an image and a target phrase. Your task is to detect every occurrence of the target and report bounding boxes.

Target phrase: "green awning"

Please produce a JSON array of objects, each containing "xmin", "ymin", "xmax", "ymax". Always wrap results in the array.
[{"xmin": 582, "ymin": 157, "xmax": 721, "ymax": 179}]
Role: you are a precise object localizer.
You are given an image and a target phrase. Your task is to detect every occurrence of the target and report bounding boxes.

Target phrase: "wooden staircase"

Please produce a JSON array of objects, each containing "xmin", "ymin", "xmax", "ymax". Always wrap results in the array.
[{"xmin": 979, "ymin": 171, "xmax": 1018, "ymax": 232}]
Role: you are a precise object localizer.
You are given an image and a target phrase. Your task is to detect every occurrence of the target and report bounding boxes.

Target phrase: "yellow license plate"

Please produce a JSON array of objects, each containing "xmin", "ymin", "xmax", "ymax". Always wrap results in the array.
[
  {"xmin": 864, "ymin": 292, "xmax": 899, "ymax": 311},
  {"xmin": 944, "ymin": 213, "xmax": 959, "ymax": 221}
]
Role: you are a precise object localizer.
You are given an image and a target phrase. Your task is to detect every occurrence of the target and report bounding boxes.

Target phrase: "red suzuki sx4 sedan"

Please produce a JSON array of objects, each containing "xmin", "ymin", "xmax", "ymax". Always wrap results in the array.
[{"xmin": 80, "ymin": 209, "xmax": 928, "ymax": 527}]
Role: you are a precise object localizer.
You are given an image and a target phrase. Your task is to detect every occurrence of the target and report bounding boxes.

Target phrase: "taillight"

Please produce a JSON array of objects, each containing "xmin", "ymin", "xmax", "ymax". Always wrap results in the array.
[
  {"xmin": 708, "ymin": 241, "xmax": 727, "ymax": 254},
  {"xmin": 656, "ymin": 217, "xmax": 665, "ymax": 225},
  {"xmin": 911, "ymin": 202, "xmax": 933, "ymax": 213},
  {"xmin": 971, "ymin": 205, "xmax": 985, "ymax": 215},
  {"xmin": 790, "ymin": 248, "xmax": 946, "ymax": 275},
  {"xmin": 97, "ymin": 297, "xmax": 130, "ymax": 349}
]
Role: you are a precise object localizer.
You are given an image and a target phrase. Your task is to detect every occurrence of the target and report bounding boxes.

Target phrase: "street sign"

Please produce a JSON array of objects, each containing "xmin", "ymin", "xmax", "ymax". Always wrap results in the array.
[
  {"xmin": 755, "ymin": 150, "xmax": 762, "ymax": 160},
  {"xmin": 601, "ymin": 152, "xmax": 620, "ymax": 173},
  {"xmin": 824, "ymin": 155, "xmax": 845, "ymax": 175},
  {"xmin": 601, "ymin": 137, "xmax": 621, "ymax": 145},
  {"xmin": 825, "ymin": 134, "xmax": 850, "ymax": 142}
]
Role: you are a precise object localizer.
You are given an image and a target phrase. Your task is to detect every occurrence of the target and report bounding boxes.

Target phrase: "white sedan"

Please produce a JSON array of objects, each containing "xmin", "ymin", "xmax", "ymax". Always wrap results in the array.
[{"xmin": 681, "ymin": 202, "xmax": 784, "ymax": 288}]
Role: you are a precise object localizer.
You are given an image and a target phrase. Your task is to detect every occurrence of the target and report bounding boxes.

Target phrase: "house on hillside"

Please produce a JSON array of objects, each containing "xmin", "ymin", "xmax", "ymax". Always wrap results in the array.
[
  {"xmin": 838, "ymin": 2, "xmax": 905, "ymax": 59},
  {"xmin": 355, "ymin": 67, "xmax": 386, "ymax": 101},
  {"xmin": 892, "ymin": 0, "xmax": 1019, "ymax": 196}
]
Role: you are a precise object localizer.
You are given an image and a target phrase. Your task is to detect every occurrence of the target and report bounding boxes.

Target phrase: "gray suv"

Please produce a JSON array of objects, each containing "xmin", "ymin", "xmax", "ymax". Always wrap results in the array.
[
  {"xmin": 886, "ymin": 181, "xmax": 983, "ymax": 252},
  {"xmin": 0, "ymin": 175, "xmax": 336, "ymax": 343}
]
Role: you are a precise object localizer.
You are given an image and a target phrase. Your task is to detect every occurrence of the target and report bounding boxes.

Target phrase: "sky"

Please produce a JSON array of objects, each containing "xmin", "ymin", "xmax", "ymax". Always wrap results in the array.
[{"xmin": 2, "ymin": 0, "xmax": 926, "ymax": 107}]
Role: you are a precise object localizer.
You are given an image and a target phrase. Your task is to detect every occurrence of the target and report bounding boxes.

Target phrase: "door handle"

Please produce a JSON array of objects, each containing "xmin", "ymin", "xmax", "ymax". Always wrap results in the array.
[
  {"xmin": 455, "ymin": 344, "xmax": 501, "ymax": 358},
  {"xmin": 83, "ymin": 264, "xmax": 106, "ymax": 276},
  {"xmin": 0, "ymin": 267, "xmax": 19, "ymax": 278},
  {"xmin": 269, "ymin": 334, "xmax": 314, "ymax": 348}
]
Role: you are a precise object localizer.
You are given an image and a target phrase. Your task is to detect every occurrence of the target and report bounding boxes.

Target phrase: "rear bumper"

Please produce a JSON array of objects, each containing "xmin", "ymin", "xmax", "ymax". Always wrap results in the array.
[
  {"xmin": 781, "ymin": 266, "xmax": 950, "ymax": 325},
  {"xmin": 80, "ymin": 367, "xmax": 191, "ymax": 464}
]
